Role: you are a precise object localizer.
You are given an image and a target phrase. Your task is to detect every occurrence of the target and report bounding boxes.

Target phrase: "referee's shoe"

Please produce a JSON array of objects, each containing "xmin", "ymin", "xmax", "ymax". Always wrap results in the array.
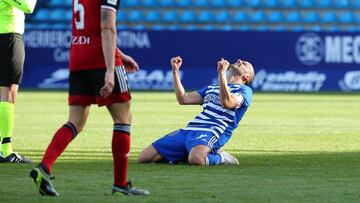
[
  {"xmin": 0, "ymin": 152, "xmax": 33, "ymax": 163},
  {"xmin": 30, "ymin": 165, "xmax": 59, "ymax": 196}
]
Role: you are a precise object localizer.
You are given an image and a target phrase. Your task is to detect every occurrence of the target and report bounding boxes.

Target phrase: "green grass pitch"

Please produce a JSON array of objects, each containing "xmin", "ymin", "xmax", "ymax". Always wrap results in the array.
[{"xmin": 0, "ymin": 91, "xmax": 359, "ymax": 203}]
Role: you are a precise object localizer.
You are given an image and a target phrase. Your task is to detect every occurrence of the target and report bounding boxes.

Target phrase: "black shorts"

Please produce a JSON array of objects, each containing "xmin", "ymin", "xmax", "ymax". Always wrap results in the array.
[
  {"xmin": 0, "ymin": 33, "xmax": 25, "ymax": 86},
  {"xmin": 68, "ymin": 66, "xmax": 131, "ymax": 106}
]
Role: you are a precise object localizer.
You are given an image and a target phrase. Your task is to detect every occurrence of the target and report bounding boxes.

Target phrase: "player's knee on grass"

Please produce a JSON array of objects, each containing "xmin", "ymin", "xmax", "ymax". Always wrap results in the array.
[
  {"xmin": 138, "ymin": 153, "xmax": 148, "ymax": 163},
  {"xmin": 188, "ymin": 145, "xmax": 211, "ymax": 165},
  {"xmin": 138, "ymin": 148, "xmax": 152, "ymax": 163},
  {"xmin": 138, "ymin": 145, "xmax": 163, "ymax": 163},
  {"xmin": 188, "ymin": 154, "xmax": 207, "ymax": 166}
]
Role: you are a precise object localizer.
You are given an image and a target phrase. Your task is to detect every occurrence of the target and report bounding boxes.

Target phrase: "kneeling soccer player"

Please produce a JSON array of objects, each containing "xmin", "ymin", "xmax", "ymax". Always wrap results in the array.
[
  {"xmin": 29, "ymin": 0, "xmax": 149, "ymax": 197},
  {"xmin": 138, "ymin": 56, "xmax": 254, "ymax": 166}
]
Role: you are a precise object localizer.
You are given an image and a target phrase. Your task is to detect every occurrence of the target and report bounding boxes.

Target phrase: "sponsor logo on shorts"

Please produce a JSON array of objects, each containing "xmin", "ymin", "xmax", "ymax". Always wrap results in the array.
[
  {"xmin": 167, "ymin": 130, "xmax": 179, "ymax": 137},
  {"xmin": 196, "ymin": 134, "xmax": 208, "ymax": 140}
]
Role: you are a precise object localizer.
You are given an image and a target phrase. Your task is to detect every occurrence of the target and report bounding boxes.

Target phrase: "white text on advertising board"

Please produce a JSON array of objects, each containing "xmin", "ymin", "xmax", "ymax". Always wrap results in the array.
[
  {"xmin": 252, "ymin": 69, "xmax": 326, "ymax": 92},
  {"xmin": 296, "ymin": 33, "xmax": 360, "ymax": 65}
]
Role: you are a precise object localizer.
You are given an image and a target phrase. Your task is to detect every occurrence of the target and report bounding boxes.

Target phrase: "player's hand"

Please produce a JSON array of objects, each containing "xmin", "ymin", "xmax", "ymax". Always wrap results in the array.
[
  {"xmin": 171, "ymin": 56, "xmax": 182, "ymax": 72},
  {"xmin": 100, "ymin": 70, "xmax": 115, "ymax": 98},
  {"xmin": 217, "ymin": 58, "xmax": 230, "ymax": 74},
  {"xmin": 122, "ymin": 54, "xmax": 139, "ymax": 73}
]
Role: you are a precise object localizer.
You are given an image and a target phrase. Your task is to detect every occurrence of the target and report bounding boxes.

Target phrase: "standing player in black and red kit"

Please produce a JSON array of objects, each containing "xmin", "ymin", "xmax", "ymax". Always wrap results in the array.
[{"xmin": 29, "ymin": 0, "xmax": 149, "ymax": 196}]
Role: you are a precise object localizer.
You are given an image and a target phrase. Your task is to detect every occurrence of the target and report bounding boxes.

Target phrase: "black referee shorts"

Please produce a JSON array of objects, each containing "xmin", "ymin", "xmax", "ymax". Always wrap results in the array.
[{"xmin": 0, "ymin": 33, "xmax": 25, "ymax": 86}]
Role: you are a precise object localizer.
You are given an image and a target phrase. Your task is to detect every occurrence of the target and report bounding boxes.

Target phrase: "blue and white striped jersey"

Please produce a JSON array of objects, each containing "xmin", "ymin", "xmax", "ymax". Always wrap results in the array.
[{"xmin": 182, "ymin": 84, "xmax": 252, "ymax": 143}]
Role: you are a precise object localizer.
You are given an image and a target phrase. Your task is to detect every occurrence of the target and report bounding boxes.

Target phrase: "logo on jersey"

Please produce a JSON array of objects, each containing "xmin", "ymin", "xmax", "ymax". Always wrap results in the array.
[
  {"xmin": 295, "ymin": 33, "xmax": 324, "ymax": 66},
  {"xmin": 204, "ymin": 93, "xmax": 221, "ymax": 106},
  {"xmin": 339, "ymin": 71, "xmax": 360, "ymax": 91},
  {"xmin": 72, "ymin": 36, "xmax": 90, "ymax": 45}
]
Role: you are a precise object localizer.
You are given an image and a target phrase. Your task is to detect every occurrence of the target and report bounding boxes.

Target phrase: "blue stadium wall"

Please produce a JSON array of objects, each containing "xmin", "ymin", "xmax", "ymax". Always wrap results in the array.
[{"xmin": 23, "ymin": 30, "xmax": 360, "ymax": 92}]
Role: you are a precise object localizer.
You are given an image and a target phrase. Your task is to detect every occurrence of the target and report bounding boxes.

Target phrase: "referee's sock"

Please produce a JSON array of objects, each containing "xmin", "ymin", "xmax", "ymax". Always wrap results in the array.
[
  {"xmin": 0, "ymin": 102, "xmax": 14, "ymax": 157},
  {"xmin": 112, "ymin": 123, "xmax": 131, "ymax": 188},
  {"xmin": 40, "ymin": 122, "xmax": 77, "ymax": 173}
]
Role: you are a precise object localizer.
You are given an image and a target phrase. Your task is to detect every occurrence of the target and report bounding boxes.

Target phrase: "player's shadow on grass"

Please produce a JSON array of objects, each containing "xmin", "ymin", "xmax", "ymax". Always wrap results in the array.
[
  {"xmin": 1, "ymin": 151, "xmax": 359, "ymax": 202},
  {"xmin": 22, "ymin": 149, "xmax": 360, "ymax": 168},
  {"xmin": 2, "ymin": 150, "xmax": 359, "ymax": 200}
]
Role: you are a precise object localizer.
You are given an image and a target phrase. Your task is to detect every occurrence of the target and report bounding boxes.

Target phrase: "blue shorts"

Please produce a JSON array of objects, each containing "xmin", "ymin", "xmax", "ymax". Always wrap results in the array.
[{"xmin": 152, "ymin": 129, "xmax": 221, "ymax": 164}]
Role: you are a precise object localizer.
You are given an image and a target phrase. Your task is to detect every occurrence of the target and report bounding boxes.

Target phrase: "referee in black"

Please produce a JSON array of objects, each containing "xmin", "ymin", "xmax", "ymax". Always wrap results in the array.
[{"xmin": 0, "ymin": 0, "xmax": 37, "ymax": 163}]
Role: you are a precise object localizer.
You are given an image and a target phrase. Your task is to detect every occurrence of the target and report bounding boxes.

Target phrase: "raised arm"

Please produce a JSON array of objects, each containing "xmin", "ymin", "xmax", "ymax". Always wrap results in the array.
[
  {"xmin": 4, "ymin": 0, "xmax": 37, "ymax": 14},
  {"xmin": 171, "ymin": 56, "xmax": 203, "ymax": 105},
  {"xmin": 217, "ymin": 58, "xmax": 243, "ymax": 109}
]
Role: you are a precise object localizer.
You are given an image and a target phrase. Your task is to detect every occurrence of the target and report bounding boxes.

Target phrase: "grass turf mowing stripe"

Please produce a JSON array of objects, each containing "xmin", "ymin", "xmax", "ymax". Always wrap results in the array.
[{"xmin": 0, "ymin": 92, "xmax": 359, "ymax": 202}]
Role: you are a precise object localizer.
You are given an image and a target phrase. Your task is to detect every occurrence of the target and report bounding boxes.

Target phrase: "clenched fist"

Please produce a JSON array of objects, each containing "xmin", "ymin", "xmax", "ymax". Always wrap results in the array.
[
  {"xmin": 171, "ymin": 56, "xmax": 183, "ymax": 72},
  {"xmin": 217, "ymin": 58, "xmax": 230, "ymax": 74}
]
